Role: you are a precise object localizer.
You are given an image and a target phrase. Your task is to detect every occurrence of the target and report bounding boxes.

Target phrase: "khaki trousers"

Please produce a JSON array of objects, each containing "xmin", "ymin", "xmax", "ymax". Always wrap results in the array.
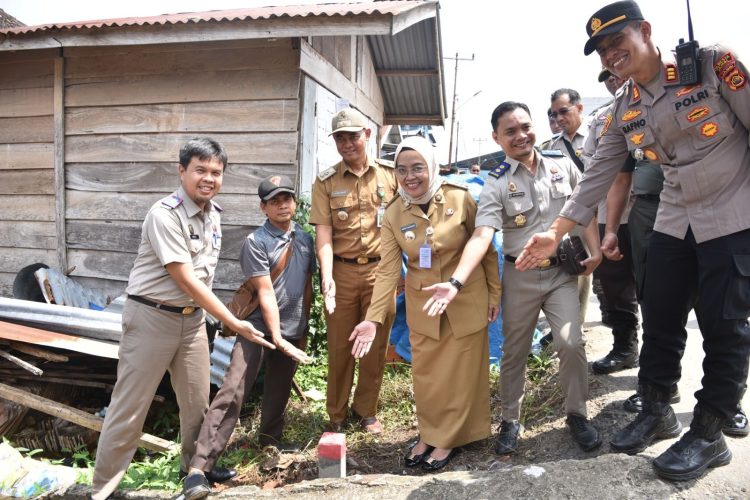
[
  {"xmin": 325, "ymin": 260, "xmax": 395, "ymax": 422},
  {"xmin": 500, "ymin": 265, "xmax": 588, "ymax": 420},
  {"xmin": 91, "ymin": 299, "xmax": 209, "ymax": 500},
  {"xmin": 191, "ymin": 336, "xmax": 299, "ymax": 471}
]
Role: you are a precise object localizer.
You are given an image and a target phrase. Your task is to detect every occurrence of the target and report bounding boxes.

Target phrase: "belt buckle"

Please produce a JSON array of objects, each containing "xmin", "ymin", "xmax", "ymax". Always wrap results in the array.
[
  {"xmin": 181, "ymin": 306, "xmax": 196, "ymax": 315},
  {"xmin": 357, "ymin": 256, "xmax": 369, "ymax": 265},
  {"xmin": 539, "ymin": 258, "xmax": 551, "ymax": 269}
]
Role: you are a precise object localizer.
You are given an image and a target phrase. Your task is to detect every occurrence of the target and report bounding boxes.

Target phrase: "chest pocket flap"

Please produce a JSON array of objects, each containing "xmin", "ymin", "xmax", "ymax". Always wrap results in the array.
[{"xmin": 503, "ymin": 177, "xmax": 534, "ymax": 216}]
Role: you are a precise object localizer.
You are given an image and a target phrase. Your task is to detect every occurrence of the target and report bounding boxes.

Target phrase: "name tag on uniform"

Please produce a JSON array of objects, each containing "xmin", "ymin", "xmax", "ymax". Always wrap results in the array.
[
  {"xmin": 509, "ymin": 192, "xmax": 525, "ymax": 198},
  {"xmin": 419, "ymin": 243, "xmax": 432, "ymax": 269},
  {"xmin": 331, "ymin": 190, "xmax": 348, "ymax": 197},
  {"xmin": 376, "ymin": 206, "xmax": 385, "ymax": 227},
  {"xmin": 190, "ymin": 234, "xmax": 200, "ymax": 240}
]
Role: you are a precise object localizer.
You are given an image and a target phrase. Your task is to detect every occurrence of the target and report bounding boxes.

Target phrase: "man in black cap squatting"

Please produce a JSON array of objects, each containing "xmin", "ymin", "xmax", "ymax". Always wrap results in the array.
[{"xmin": 516, "ymin": 0, "xmax": 750, "ymax": 481}]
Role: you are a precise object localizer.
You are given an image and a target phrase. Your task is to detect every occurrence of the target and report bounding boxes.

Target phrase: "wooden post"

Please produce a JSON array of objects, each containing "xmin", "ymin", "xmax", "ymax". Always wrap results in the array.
[
  {"xmin": 0, "ymin": 382, "xmax": 175, "ymax": 452},
  {"xmin": 53, "ymin": 55, "xmax": 67, "ymax": 272}
]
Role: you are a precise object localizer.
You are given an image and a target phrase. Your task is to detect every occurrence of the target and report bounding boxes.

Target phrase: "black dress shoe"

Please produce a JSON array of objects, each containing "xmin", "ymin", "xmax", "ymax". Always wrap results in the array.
[
  {"xmin": 182, "ymin": 473, "xmax": 211, "ymax": 500},
  {"xmin": 404, "ymin": 442, "xmax": 434, "ymax": 467},
  {"xmin": 722, "ymin": 408, "xmax": 748, "ymax": 437},
  {"xmin": 180, "ymin": 467, "xmax": 236, "ymax": 484},
  {"xmin": 653, "ymin": 406, "xmax": 732, "ymax": 481},
  {"xmin": 623, "ymin": 387, "xmax": 681, "ymax": 413},
  {"xmin": 494, "ymin": 420, "xmax": 522, "ymax": 455},
  {"xmin": 566, "ymin": 414, "xmax": 602, "ymax": 451},
  {"xmin": 591, "ymin": 349, "xmax": 638, "ymax": 375},
  {"xmin": 421, "ymin": 448, "xmax": 459, "ymax": 472}
]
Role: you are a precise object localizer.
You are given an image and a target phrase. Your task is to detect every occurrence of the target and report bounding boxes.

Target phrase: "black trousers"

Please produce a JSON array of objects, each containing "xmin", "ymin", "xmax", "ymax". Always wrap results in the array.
[
  {"xmin": 628, "ymin": 197, "xmax": 660, "ymax": 299},
  {"xmin": 191, "ymin": 336, "xmax": 300, "ymax": 471},
  {"xmin": 594, "ymin": 223, "xmax": 639, "ymax": 333},
  {"xmin": 639, "ymin": 227, "xmax": 750, "ymax": 419}
]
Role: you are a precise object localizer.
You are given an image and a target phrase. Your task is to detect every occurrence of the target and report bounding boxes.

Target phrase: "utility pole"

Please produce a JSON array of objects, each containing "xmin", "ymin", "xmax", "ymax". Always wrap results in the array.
[
  {"xmin": 446, "ymin": 52, "xmax": 474, "ymax": 168},
  {"xmin": 473, "ymin": 137, "xmax": 487, "ymax": 165},
  {"xmin": 454, "ymin": 121, "xmax": 460, "ymax": 169}
]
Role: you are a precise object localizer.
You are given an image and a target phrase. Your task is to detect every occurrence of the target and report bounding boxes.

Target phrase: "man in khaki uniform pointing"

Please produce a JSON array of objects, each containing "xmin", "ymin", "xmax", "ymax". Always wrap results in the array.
[
  {"xmin": 91, "ymin": 138, "xmax": 274, "ymax": 500},
  {"xmin": 310, "ymin": 108, "xmax": 398, "ymax": 433}
]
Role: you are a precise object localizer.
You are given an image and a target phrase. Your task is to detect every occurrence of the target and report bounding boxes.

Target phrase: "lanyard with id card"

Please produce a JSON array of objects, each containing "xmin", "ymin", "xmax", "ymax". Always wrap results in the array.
[{"xmin": 419, "ymin": 226, "xmax": 434, "ymax": 269}]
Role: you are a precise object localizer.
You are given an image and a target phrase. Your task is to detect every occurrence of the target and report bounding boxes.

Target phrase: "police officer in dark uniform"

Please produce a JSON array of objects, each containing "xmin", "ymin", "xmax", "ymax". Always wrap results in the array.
[{"xmin": 516, "ymin": 0, "xmax": 750, "ymax": 481}]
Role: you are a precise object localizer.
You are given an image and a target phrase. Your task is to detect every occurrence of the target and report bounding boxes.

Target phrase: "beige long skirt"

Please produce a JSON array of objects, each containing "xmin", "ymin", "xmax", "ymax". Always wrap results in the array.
[{"xmin": 410, "ymin": 325, "xmax": 491, "ymax": 448}]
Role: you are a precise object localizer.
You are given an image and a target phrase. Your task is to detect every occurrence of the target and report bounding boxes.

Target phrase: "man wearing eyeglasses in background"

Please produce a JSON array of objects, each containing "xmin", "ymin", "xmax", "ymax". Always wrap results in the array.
[
  {"xmin": 310, "ymin": 108, "xmax": 398, "ymax": 434},
  {"xmin": 547, "ymin": 89, "xmax": 592, "ymax": 328}
]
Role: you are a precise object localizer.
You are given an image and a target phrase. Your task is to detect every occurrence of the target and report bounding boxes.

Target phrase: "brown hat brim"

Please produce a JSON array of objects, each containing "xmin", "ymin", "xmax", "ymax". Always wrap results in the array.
[{"xmin": 329, "ymin": 126, "xmax": 366, "ymax": 136}]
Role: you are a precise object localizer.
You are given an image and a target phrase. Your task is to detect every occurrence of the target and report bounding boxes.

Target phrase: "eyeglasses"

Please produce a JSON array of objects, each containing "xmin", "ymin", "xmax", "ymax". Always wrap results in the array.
[
  {"xmin": 333, "ymin": 131, "xmax": 363, "ymax": 144},
  {"xmin": 548, "ymin": 107, "xmax": 575, "ymax": 119},
  {"xmin": 395, "ymin": 165, "xmax": 427, "ymax": 177}
]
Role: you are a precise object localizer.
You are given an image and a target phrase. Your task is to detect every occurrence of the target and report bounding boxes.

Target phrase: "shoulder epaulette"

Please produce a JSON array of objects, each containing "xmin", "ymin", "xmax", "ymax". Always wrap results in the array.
[
  {"xmin": 488, "ymin": 161, "xmax": 511, "ymax": 178},
  {"xmin": 317, "ymin": 167, "xmax": 336, "ymax": 182},
  {"xmin": 385, "ymin": 192, "xmax": 402, "ymax": 209},
  {"xmin": 540, "ymin": 149, "xmax": 564, "ymax": 157},
  {"xmin": 663, "ymin": 62, "xmax": 680, "ymax": 86},
  {"xmin": 160, "ymin": 192, "xmax": 183, "ymax": 209},
  {"xmin": 442, "ymin": 180, "xmax": 468, "ymax": 190},
  {"xmin": 375, "ymin": 158, "xmax": 394, "ymax": 168}
]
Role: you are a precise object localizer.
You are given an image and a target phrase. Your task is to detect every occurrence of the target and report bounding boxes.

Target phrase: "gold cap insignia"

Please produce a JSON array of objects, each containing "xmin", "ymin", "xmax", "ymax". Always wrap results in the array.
[{"xmin": 590, "ymin": 17, "xmax": 602, "ymax": 32}]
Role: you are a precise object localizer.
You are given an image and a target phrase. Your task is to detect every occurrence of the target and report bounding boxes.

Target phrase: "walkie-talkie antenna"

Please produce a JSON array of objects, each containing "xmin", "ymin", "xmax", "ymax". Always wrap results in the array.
[{"xmin": 686, "ymin": 0, "xmax": 695, "ymax": 42}]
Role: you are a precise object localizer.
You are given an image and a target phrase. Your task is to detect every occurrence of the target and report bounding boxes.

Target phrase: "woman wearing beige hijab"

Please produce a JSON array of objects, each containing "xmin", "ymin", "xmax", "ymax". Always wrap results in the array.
[{"xmin": 350, "ymin": 136, "xmax": 501, "ymax": 471}]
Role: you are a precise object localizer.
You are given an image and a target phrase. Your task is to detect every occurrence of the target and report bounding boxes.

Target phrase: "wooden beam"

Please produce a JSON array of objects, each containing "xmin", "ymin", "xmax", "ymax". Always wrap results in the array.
[
  {"xmin": 0, "ymin": 17, "xmax": 395, "ymax": 51},
  {"xmin": 0, "ymin": 349, "xmax": 43, "ymax": 376},
  {"xmin": 384, "ymin": 115, "xmax": 444, "ymax": 126},
  {"xmin": 54, "ymin": 56, "xmax": 67, "ymax": 274},
  {"xmin": 298, "ymin": 39, "xmax": 382, "ymax": 126},
  {"xmin": 7, "ymin": 341, "xmax": 69, "ymax": 362},
  {"xmin": 375, "ymin": 69, "xmax": 438, "ymax": 77},
  {"xmin": 0, "ymin": 320, "xmax": 120, "ymax": 359},
  {"xmin": 0, "ymin": 382, "xmax": 175, "ymax": 452}
]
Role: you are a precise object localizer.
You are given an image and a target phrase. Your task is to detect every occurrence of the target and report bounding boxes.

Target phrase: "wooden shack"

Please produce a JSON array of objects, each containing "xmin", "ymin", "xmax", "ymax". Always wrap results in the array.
[{"xmin": 0, "ymin": 1, "xmax": 445, "ymax": 299}]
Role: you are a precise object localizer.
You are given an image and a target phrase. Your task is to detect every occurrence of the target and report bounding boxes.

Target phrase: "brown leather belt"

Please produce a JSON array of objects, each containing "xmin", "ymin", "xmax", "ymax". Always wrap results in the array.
[
  {"xmin": 128, "ymin": 295, "xmax": 200, "ymax": 315},
  {"xmin": 334, "ymin": 255, "xmax": 381, "ymax": 265},
  {"xmin": 504, "ymin": 254, "xmax": 560, "ymax": 268}
]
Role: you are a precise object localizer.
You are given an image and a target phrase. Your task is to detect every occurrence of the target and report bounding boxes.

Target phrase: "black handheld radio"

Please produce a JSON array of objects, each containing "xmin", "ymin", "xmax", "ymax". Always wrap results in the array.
[{"xmin": 674, "ymin": 0, "xmax": 701, "ymax": 85}]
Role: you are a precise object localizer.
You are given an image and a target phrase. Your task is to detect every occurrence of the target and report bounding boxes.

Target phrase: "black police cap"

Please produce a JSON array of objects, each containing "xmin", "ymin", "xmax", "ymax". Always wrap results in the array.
[{"xmin": 584, "ymin": 0, "xmax": 644, "ymax": 56}]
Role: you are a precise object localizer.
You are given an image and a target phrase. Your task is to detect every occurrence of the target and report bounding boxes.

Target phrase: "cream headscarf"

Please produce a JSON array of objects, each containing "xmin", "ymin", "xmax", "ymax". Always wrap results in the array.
[{"xmin": 394, "ymin": 136, "xmax": 443, "ymax": 205}]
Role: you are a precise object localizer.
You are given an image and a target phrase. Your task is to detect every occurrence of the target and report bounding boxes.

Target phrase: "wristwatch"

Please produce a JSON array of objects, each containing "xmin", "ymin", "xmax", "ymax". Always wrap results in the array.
[{"xmin": 448, "ymin": 277, "xmax": 464, "ymax": 292}]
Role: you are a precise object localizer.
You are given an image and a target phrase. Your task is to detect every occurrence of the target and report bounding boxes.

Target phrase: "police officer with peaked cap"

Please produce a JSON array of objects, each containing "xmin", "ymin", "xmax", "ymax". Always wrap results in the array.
[
  {"xmin": 516, "ymin": 0, "xmax": 750, "ymax": 481},
  {"xmin": 310, "ymin": 108, "xmax": 398, "ymax": 433}
]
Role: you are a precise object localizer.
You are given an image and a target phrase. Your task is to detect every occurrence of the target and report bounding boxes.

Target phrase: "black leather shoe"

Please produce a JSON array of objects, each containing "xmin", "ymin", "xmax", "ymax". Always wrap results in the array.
[
  {"xmin": 722, "ymin": 408, "xmax": 748, "ymax": 437},
  {"xmin": 566, "ymin": 414, "xmax": 602, "ymax": 451},
  {"xmin": 623, "ymin": 387, "xmax": 681, "ymax": 413},
  {"xmin": 494, "ymin": 420, "xmax": 522, "ymax": 455},
  {"xmin": 653, "ymin": 406, "xmax": 732, "ymax": 481},
  {"xmin": 591, "ymin": 349, "xmax": 638, "ymax": 374},
  {"xmin": 421, "ymin": 448, "xmax": 459, "ymax": 472},
  {"xmin": 610, "ymin": 387, "xmax": 682, "ymax": 455},
  {"xmin": 404, "ymin": 441, "xmax": 434, "ymax": 467},
  {"xmin": 180, "ymin": 467, "xmax": 236, "ymax": 484},
  {"xmin": 539, "ymin": 332, "xmax": 554, "ymax": 350},
  {"xmin": 182, "ymin": 473, "xmax": 211, "ymax": 500}
]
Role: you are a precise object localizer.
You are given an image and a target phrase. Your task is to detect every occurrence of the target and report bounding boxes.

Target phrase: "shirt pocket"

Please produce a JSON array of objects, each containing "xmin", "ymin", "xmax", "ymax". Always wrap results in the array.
[
  {"xmin": 550, "ymin": 176, "xmax": 573, "ymax": 199},
  {"xmin": 329, "ymin": 195, "xmax": 357, "ymax": 228},
  {"xmin": 622, "ymin": 126, "xmax": 670, "ymax": 164},
  {"xmin": 504, "ymin": 189, "xmax": 534, "ymax": 216},
  {"xmin": 677, "ymin": 108, "xmax": 733, "ymax": 152}
]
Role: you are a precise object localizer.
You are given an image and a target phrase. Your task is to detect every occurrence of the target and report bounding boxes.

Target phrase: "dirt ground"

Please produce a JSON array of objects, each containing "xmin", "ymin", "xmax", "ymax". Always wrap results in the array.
[{"xmin": 212, "ymin": 294, "xmax": 750, "ymax": 497}]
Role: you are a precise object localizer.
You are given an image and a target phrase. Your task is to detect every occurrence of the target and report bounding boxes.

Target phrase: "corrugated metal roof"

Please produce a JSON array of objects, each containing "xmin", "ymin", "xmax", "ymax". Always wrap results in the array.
[
  {"xmin": 1, "ymin": 2, "xmax": 423, "ymax": 36},
  {"xmin": 0, "ymin": 1, "xmax": 445, "ymax": 126}
]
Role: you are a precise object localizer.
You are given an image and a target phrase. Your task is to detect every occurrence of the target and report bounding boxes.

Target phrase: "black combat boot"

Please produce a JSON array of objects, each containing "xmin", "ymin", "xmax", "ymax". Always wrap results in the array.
[
  {"xmin": 653, "ymin": 405, "xmax": 732, "ymax": 481},
  {"xmin": 592, "ymin": 327, "xmax": 638, "ymax": 375},
  {"xmin": 610, "ymin": 384, "xmax": 682, "ymax": 454}
]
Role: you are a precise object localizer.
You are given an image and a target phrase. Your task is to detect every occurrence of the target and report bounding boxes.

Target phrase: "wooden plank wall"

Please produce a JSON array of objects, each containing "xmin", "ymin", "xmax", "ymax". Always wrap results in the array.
[
  {"xmin": 61, "ymin": 38, "xmax": 301, "ymax": 298},
  {"xmin": 0, "ymin": 49, "xmax": 58, "ymax": 296}
]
